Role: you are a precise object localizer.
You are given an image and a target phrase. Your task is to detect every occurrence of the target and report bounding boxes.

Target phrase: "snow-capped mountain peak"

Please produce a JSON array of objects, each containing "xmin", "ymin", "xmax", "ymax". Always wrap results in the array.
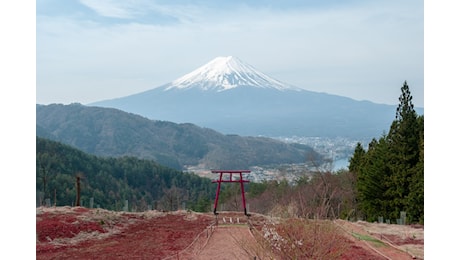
[{"xmin": 165, "ymin": 56, "xmax": 300, "ymax": 92}]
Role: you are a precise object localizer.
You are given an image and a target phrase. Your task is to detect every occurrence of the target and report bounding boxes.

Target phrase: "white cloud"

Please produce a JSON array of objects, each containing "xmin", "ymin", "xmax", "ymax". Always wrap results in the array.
[
  {"xmin": 79, "ymin": 0, "xmax": 136, "ymax": 19},
  {"xmin": 78, "ymin": 0, "xmax": 206, "ymax": 24}
]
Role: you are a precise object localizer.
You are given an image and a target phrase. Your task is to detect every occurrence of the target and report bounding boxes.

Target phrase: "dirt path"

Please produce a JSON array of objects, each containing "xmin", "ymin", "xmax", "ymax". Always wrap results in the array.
[{"xmin": 194, "ymin": 225, "xmax": 260, "ymax": 259}]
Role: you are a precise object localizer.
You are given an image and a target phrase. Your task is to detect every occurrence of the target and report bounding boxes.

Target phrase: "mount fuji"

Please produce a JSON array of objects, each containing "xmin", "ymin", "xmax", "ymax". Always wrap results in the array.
[
  {"xmin": 165, "ymin": 56, "xmax": 300, "ymax": 92},
  {"xmin": 90, "ymin": 56, "xmax": 420, "ymax": 138}
]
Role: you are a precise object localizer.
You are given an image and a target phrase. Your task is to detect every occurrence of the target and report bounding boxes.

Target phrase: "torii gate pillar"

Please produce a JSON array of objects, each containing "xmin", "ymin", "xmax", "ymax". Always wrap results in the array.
[{"xmin": 212, "ymin": 170, "xmax": 251, "ymax": 216}]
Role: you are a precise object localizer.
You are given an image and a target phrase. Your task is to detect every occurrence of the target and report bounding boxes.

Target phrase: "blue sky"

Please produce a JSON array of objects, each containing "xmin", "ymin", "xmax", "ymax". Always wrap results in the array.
[{"xmin": 36, "ymin": 0, "xmax": 424, "ymax": 106}]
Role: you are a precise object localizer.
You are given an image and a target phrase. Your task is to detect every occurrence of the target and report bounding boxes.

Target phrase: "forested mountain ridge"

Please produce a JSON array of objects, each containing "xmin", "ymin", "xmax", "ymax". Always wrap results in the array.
[
  {"xmin": 36, "ymin": 137, "xmax": 215, "ymax": 211},
  {"xmin": 36, "ymin": 103, "xmax": 321, "ymax": 170}
]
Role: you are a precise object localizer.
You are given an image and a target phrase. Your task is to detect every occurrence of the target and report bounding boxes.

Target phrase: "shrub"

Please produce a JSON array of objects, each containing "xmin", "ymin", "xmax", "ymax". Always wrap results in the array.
[{"xmin": 269, "ymin": 219, "xmax": 350, "ymax": 259}]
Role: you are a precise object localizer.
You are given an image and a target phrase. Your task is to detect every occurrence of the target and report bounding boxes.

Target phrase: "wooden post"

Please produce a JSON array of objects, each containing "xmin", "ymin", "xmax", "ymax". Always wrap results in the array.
[{"xmin": 76, "ymin": 176, "xmax": 81, "ymax": 206}]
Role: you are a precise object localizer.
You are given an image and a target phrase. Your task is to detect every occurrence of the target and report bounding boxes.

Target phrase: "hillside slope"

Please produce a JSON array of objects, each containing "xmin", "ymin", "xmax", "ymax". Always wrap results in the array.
[
  {"xmin": 36, "ymin": 103, "xmax": 321, "ymax": 170},
  {"xmin": 36, "ymin": 137, "xmax": 215, "ymax": 210}
]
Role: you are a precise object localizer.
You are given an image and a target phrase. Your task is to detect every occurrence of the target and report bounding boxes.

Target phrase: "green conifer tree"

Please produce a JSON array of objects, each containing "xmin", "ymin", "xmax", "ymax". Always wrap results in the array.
[
  {"xmin": 349, "ymin": 142, "xmax": 366, "ymax": 173},
  {"xmin": 406, "ymin": 116, "xmax": 424, "ymax": 223},
  {"xmin": 356, "ymin": 137, "xmax": 391, "ymax": 221},
  {"xmin": 386, "ymin": 81, "xmax": 423, "ymax": 221}
]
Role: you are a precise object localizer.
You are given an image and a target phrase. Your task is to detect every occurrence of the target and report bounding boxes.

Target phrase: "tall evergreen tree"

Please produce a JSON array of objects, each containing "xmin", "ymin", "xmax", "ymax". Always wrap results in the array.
[{"xmin": 386, "ymin": 81, "xmax": 422, "ymax": 220}]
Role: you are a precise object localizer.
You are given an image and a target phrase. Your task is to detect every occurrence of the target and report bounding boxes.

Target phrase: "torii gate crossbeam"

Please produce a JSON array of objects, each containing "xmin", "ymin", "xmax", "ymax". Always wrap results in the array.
[{"xmin": 211, "ymin": 170, "xmax": 251, "ymax": 216}]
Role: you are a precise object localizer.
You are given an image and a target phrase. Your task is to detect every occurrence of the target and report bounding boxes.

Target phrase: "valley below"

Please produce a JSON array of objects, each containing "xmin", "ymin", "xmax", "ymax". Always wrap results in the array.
[{"xmin": 187, "ymin": 136, "xmax": 364, "ymax": 183}]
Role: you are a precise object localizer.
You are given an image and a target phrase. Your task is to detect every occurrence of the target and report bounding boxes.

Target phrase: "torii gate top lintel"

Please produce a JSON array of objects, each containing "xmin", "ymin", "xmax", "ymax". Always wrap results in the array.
[
  {"xmin": 211, "ymin": 170, "xmax": 251, "ymax": 173},
  {"xmin": 211, "ymin": 169, "xmax": 251, "ymax": 216}
]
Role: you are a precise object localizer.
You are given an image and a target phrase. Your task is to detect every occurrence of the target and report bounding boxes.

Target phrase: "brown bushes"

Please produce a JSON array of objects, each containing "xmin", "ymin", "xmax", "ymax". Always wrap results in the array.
[{"xmin": 262, "ymin": 218, "xmax": 350, "ymax": 259}]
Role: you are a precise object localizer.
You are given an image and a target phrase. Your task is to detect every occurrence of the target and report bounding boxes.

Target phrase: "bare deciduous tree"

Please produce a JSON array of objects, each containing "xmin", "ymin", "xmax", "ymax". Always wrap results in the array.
[{"xmin": 160, "ymin": 186, "xmax": 185, "ymax": 211}]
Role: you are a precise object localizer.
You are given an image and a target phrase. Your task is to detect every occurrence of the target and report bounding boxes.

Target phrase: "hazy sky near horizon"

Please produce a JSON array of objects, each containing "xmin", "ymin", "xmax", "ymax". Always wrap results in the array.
[{"xmin": 36, "ymin": 0, "xmax": 424, "ymax": 107}]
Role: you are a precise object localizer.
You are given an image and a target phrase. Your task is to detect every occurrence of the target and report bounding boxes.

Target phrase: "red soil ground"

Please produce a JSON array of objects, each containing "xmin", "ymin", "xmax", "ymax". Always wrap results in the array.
[
  {"xmin": 36, "ymin": 207, "xmax": 423, "ymax": 259},
  {"xmin": 36, "ymin": 207, "xmax": 215, "ymax": 259}
]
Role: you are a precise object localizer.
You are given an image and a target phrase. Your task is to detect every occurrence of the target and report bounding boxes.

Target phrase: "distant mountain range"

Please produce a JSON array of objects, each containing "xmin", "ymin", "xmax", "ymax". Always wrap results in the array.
[
  {"xmin": 36, "ymin": 103, "xmax": 321, "ymax": 170},
  {"xmin": 90, "ymin": 56, "xmax": 423, "ymax": 139}
]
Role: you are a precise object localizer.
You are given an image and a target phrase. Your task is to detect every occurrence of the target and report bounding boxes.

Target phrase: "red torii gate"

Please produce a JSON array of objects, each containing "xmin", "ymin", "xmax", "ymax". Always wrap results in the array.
[{"xmin": 212, "ymin": 170, "xmax": 251, "ymax": 216}]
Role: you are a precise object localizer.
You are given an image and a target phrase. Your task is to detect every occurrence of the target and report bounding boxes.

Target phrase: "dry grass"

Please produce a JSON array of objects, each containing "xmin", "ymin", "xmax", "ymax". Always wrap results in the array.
[
  {"xmin": 275, "ymin": 219, "xmax": 351, "ymax": 259},
  {"xmin": 352, "ymin": 221, "xmax": 424, "ymax": 259},
  {"xmin": 247, "ymin": 217, "xmax": 351, "ymax": 259}
]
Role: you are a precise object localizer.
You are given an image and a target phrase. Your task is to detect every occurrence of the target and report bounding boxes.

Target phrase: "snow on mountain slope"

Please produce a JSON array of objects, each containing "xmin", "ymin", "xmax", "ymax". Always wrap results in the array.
[{"xmin": 164, "ymin": 56, "xmax": 301, "ymax": 92}]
